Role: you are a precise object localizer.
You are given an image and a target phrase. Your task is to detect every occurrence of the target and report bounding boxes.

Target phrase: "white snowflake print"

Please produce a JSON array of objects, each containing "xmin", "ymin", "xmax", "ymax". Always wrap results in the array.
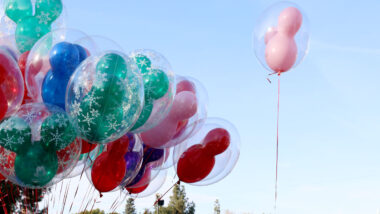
[
  {"xmin": 82, "ymin": 112, "xmax": 96, "ymax": 126},
  {"xmin": 49, "ymin": 129, "xmax": 63, "ymax": 148},
  {"xmin": 24, "ymin": 111, "xmax": 37, "ymax": 123},
  {"xmin": 79, "ymin": 125, "xmax": 91, "ymax": 137},
  {"xmin": 0, "ymin": 118, "xmax": 14, "ymax": 131},
  {"xmin": 55, "ymin": 114, "xmax": 69, "ymax": 128},
  {"xmin": 36, "ymin": 11, "xmax": 52, "ymax": 25},
  {"xmin": 137, "ymin": 58, "xmax": 149, "ymax": 67},
  {"xmin": 106, "ymin": 114, "xmax": 116, "ymax": 121},
  {"xmin": 1, "ymin": 133, "xmax": 16, "ymax": 148},
  {"xmin": 106, "ymin": 120, "xmax": 119, "ymax": 132},
  {"xmin": 90, "ymin": 109, "xmax": 100, "ymax": 118},
  {"xmin": 71, "ymin": 101, "xmax": 82, "ymax": 117},
  {"xmin": 84, "ymin": 91, "xmax": 100, "ymax": 109}
]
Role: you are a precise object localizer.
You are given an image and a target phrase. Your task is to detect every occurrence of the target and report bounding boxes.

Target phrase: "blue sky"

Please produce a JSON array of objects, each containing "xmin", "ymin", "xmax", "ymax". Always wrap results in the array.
[{"xmin": 49, "ymin": 0, "xmax": 380, "ymax": 213}]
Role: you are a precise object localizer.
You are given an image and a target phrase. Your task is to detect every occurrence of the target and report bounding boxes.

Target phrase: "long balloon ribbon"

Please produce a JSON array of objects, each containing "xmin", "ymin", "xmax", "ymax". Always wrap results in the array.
[{"xmin": 274, "ymin": 76, "xmax": 281, "ymax": 211}]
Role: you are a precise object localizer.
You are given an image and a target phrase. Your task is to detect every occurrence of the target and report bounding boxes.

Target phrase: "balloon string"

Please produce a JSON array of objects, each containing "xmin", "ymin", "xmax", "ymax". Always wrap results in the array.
[
  {"xmin": 274, "ymin": 75, "xmax": 281, "ymax": 211},
  {"xmin": 0, "ymin": 184, "xmax": 8, "ymax": 214},
  {"xmin": 153, "ymin": 180, "xmax": 180, "ymax": 206}
]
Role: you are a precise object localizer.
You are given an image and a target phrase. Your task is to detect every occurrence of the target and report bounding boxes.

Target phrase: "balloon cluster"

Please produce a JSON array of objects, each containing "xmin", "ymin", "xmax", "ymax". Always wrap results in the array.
[{"xmin": 0, "ymin": 0, "xmax": 241, "ymax": 200}]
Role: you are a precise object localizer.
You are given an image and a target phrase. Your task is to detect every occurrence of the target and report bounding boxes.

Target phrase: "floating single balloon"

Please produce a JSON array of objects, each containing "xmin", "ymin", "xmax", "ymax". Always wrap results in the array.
[
  {"xmin": 0, "ymin": 47, "xmax": 24, "ymax": 120},
  {"xmin": 174, "ymin": 118, "xmax": 240, "ymax": 185},
  {"xmin": 66, "ymin": 51, "xmax": 144, "ymax": 144},
  {"xmin": 253, "ymin": 1, "xmax": 309, "ymax": 74},
  {"xmin": 25, "ymin": 29, "xmax": 94, "ymax": 102},
  {"xmin": 129, "ymin": 49, "xmax": 176, "ymax": 133},
  {"xmin": 0, "ymin": 103, "xmax": 81, "ymax": 188}
]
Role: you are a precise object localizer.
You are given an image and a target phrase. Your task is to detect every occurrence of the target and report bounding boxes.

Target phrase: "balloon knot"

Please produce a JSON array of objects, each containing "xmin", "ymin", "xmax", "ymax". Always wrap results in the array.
[{"xmin": 99, "ymin": 192, "xmax": 103, "ymax": 198}]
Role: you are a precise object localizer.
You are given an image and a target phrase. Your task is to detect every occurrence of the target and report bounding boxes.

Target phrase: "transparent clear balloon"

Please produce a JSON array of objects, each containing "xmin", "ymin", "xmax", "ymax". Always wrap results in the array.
[
  {"xmin": 0, "ymin": 47, "xmax": 24, "ymax": 119},
  {"xmin": 25, "ymin": 28, "xmax": 95, "ymax": 102},
  {"xmin": 253, "ymin": 1, "xmax": 310, "ymax": 73},
  {"xmin": 65, "ymin": 143, "xmax": 101, "ymax": 178},
  {"xmin": 124, "ymin": 169, "xmax": 167, "ymax": 198},
  {"xmin": 66, "ymin": 51, "xmax": 144, "ymax": 144},
  {"xmin": 160, "ymin": 75, "xmax": 208, "ymax": 149},
  {"xmin": 129, "ymin": 49, "xmax": 176, "ymax": 133},
  {"xmin": 0, "ymin": 103, "xmax": 81, "ymax": 189},
  {"xmin": 77, "ymin": 35, "xmax": 124, "ymax": 54},
  {"xmin": 173, "ymin": 117, "xmax": 240, "ymax": 186},
  {"xmin": 84, "ymin": 134, "xmax": 144, "ymax": 192}
]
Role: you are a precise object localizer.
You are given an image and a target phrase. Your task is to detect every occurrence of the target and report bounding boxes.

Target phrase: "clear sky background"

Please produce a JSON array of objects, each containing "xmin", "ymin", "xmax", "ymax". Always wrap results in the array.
[{"xmin": 47, "ymin": 0, "xmax": 380, "ymax": 213}]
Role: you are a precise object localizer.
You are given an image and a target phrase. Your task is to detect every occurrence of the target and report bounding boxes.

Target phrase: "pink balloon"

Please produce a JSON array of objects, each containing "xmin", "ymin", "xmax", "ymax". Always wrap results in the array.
[
  {"xmin": 141, "ymin": 91, "xmax": 197, "ymax": 148},
  {"xmin": 265, "ymin": 7, "xmax": 302, "ymax": 73},
  {"xmin": 264, "ymin": 27, "xmax": 277, "ymax": 44}
]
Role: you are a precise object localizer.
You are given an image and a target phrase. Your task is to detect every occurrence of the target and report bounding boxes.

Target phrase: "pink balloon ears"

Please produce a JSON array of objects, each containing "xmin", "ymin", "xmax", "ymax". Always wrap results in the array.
[{"xmin": 278, "ymin": 7, "xmax": 302, "ymax": 36}]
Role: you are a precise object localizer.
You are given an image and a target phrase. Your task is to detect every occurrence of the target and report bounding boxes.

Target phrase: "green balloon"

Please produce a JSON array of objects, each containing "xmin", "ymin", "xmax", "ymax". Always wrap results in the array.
[
  {"xmin": 0, "ymin": 117, "xmax": 31, "ymax": 154},
  {"xmin": 35, "ymin": 0, "xmax": 63, "ymax": 25},
  {"xmin": 97, "ymin": 53, "xmax": 128, "ymax": 79},
  {"xmin": 130, "ymin": 98, "xmax": 153, "ymax": 131},
  {"xmin": 5, "ymin": 0, "xmax": 33, "ymax": 23},
  {"xmin": 40, "ymin": 113, "xmax": 76, "ymax": 151},
  {"xmin": 143, "ymin": 68, "xmax": 169, "ymax": 100},
  {"xmin": 15, "ymin": 143, "xmax": 58, "ymax": 187},
  {"xmin": 15, "ymin": 16, "xmax": 51, "ymax": 53},
  {"xmin": 134, "ymin": 54, "xmax": 151, "ymax": 73}
]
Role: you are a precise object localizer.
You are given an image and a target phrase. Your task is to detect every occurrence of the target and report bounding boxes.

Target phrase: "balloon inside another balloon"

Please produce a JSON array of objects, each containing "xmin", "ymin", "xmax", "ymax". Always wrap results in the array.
[
  {"xmin": 85, "ymin": 133, "xmax": 143, "ymax": 193},
  {"xmin": 124, "ymin": 145, "xmax": 166, "ymax": 191},
  {"xmin": 173, "ymin": 118, "xmax": 240, "ymax": 186},
  {"xmin": 129, "ymin": 49, "xmax": 176, "ymax": 133},
  {"xmin": 0, "ymin": 47, "xmax": 24, "ymax": 120},
  {"xmin": 253, "ymin": 1, "xmax": 309, "ymax": 74},
  {"xmin": 0, "ymin": 103, "xmax": 81, "ymax": 188},
  {"xmin": 25, "ymin": 29, "xmax": 95, "ymax": 103},
  {"xmin": 66, "ymin": 51, "xmax": 144, "ymax": 144},
  {"xmin": 3, "ymin": 0, "xmax": 66, "ymax": 53},
  {"xmin": 124, "ymin": 168, "xmax": 167, "ymax": 198},
  {"xmin": 141, "ymin": 75, "xmax": 208, "ymax": 149}
]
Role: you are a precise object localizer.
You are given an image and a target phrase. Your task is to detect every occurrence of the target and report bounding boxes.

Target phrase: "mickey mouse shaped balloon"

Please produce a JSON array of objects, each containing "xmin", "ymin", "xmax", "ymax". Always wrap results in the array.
[
  {"xmin": 253, "ymin": 2, "xmax": 309, "ymax": 74},
  {"xmin": 0, "ymin": 103, "xmax": 81, "ymax": 188},
  {"xmin": 4, "ymin": 0, "xmax": 64, "ymax": 53},
  {"xmin": 174, "ymin": 118, "xmax": 240, "ymax": 185}
]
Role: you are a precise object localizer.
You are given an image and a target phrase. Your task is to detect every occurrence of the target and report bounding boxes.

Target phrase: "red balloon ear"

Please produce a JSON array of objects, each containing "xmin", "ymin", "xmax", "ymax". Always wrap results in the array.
[
  {"xmin": 0, "ymin": 89, "xmax": 8, "ymax": 120},
  {"xmin": 176, "ymin": 80, "xmax": 196, "ymax": 94},
  {"xmin": 203, "ymin": 128, "xmax": 230, "ymax": 156},
  {"xmin": 106, "ymin": 135, "xmax": 130, "ymax": 158},
  {"xmin": 177, "ymin": 144, "xmax": 215, "ymax": 183},
  {"xmin": 91, "ymin": 153, "xmax": 126, "ymax": 193},
  {"xmin": 80, "ymin": 140, "xmax": 97, "ymax": 154},
  {"xmin": 127, "ymin": 183, "xmax": 149, "ymax": 194}
]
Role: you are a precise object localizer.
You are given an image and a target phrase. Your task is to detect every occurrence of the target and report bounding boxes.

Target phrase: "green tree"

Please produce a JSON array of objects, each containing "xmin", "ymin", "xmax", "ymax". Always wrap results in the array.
[
  {"xmin": 77, "ymin": 208, "xmax": 105, "ymax": 214},
  {"xmin": 165, "ymin": 184, "xmax": 195, "ymax": 214},
  {"xmin": 125, "ymin": 198, "xmax": 136, "ymax": 214},
  {"xmin": 214, "ymin": 199, "xmax": 221, "ymax": 214},
  {"xmin": 142, "ymin": 209, "xmax": 152, "ymax": 214}
]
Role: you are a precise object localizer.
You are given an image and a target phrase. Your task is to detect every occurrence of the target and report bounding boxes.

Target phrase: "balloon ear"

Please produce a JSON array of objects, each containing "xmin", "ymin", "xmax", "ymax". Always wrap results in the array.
[
  {"xmin": 40, "ymin": 112, "xmax": 76, "ymax": 151},
  {"xmin": 0, "ymin": 116, "xmax": 31, "ymax": 154},
  {"xmin": 176, "ymin": 80, "xmax": 196, "ymax": 94},
  {"xmin": 170, "ymin": 91, "xmax": 197, "ymax": 121},
  {"xmin": 5, "ymin": 0, "xmax": 33, "ymax": 23},
  {"xmin": 34, "ymin": 0, "xmax": 63, "ymax": 25},
  {"xmin": 203, "ymin": 128, "xmax": 230, "ymax": 156}
]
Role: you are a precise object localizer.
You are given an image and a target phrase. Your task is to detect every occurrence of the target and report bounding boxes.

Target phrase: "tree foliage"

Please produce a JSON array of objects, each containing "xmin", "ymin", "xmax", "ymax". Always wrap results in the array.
[
  {"xmin": 214, "ymin": 199, "xmax": 221, "ymax": 214},
  {"xmin": 124, "ymin": 198, "xmax": 136, "ymax": 214},
  {"xmin": 153, "ymin": 184, "xmax": 195, "ymax": 214}
]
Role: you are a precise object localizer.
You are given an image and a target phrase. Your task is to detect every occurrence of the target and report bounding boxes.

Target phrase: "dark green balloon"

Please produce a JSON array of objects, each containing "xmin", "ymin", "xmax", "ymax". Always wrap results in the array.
[
  {"xmin": 15, "ymin": 143, "xmax": 58, "ymax": 187},
  {"xmin": 15, "ymin": 16, "xmax": 51, "ymax": 53},
  {"xmin": 5, "ymin": 0, "xmax": 33, "ymax": 23},
  {"xmin": 130, "ymin": 98, "xmax": 153, "ymax": 131},
  {"xmin": 143, "ymin": 68, "xmax": 169, "ymax": 100},
  {"xmin": 35, "ymin": 0, "xmax": 63, "ymax": 25},
  {"xmin": 97, "ymin": 53, "xmax": 128, "ymax": 79},
  {"xmin": 0, "ymin": 117, "xmax": 31, "ymax": 154},
  {"xmin": 40, "ymin": 113, "xmax": 76, "ymax": 151},
  {"xmin": 134, "ymin": 54, "xmax": 151, "ymax": 73}
]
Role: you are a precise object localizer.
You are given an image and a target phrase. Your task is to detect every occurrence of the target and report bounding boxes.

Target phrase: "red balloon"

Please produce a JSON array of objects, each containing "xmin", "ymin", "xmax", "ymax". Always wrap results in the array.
[
  {"xmin": 56, "ymin": 140, "xmax": 81, "ymax": 174},
  {"xmin": 176, "ymin": 128, "xmax": 230, "ymax": 183},
  {"xmin": 91, "ymin": 135, "xmax": 130, "ymax": 192},
  {"xmin": 18, "ymin": 51, "xmax": 30, "ymax": 104},
  {"xmin": 176, "ymin": 80, "xmax": 196, "ymax": 94},
  {"xmin": 126, "ymin": 166, "xmax": 152, "ymax": 193},
  {"xmin": 127, "ymin": 183, "xmax": 149, "ymax": 194},
  {"xmin": 0, "ymin": 146, "xmax": 16, "ymax": 178},
  {"xmin": 81, "ymin": 140, "xmax": 97, "ymax": 154},
  {"xmin": 0, "ymin": 173, "xmax": 5, "ymax": 181},
  {"xmin": 0, "ymin": 89, "xmax": 7, "ymax": 120}
]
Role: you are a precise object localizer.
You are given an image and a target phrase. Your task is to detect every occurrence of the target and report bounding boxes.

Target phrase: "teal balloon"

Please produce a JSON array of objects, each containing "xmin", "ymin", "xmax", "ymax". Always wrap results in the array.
[
  {"xmin": 35, "ymin": 0, "xmax": 63, "ymax": 25},
  {"xmin": 15, "ymin": 143, "xmax": 58, "ymax": 187},
  {"xmin": 15, "ymin": 16, "xmax": 51, "ymax": 53},
  {"xmin": 5, "ymin": 0, "xmax": 33, "ymax": 23},
  {"xmin": 134, "ymin": 54, "xmax": 151, "ymax": 73},
  {"xmin": 97, "ymin": 53, "xmax": 128, "ymax": 79},
  {"xmin": 40, "ymin": 112, "xmax": 76, "ymax": 151},
  {"xmin": 143, "ymin": 68, "xmax": 169, "ymax": 100},
  {"xmin": 0, "ymin": 117, "xmax": 31, "ymax": 154},
  {"xmin": 131, "ymin": 98, "xmax": 153, "ymax": 131}
]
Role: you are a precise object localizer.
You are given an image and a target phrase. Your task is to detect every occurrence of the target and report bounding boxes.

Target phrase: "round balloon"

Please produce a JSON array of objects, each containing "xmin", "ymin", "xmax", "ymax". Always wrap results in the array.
[
  {"xmin": 253, "ymin": 1, "xmax": 309, "ymax": 74},
  {"xmin": 0, "ymin": 103, "xmax": 81, "ymax": 188},
  {"xmin": 173, "ymin": 118, "xmax": 240, "ymax": 186},
  {"xmin": 0, "ymin": 47, "xmax": 24, "ymax": 120},
  {"xmin": 66, "ymin": 51, "xmax": 144, "ymax": 144},
  {"xmin": 129, "ymin": 49, "xmax": 176, "ymax": 133}
]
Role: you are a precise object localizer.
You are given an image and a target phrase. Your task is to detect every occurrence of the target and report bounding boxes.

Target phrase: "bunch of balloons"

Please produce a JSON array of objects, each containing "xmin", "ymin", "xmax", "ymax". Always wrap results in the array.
[{"xmin": 0, "ymin": 0, "xmax": 240, "ymax": 200}]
